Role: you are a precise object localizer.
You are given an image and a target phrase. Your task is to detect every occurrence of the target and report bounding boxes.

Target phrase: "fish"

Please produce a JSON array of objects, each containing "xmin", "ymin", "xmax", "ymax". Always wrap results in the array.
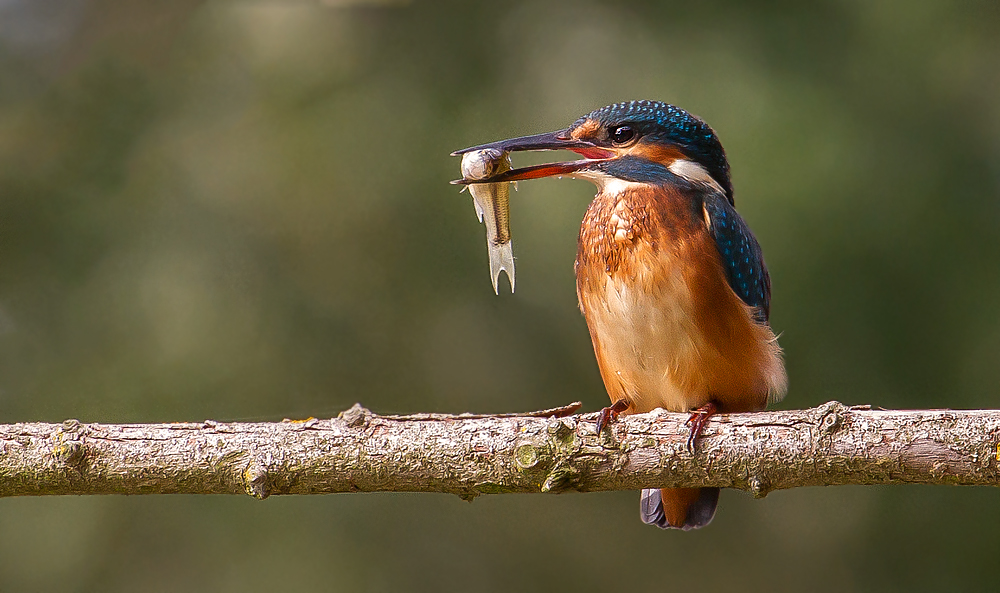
[{"xmin": 460, "ymin": 148, "xmax": 515, "ymax": 294}]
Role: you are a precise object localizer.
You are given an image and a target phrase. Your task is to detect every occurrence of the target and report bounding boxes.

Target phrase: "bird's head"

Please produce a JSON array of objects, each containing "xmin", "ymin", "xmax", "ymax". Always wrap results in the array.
[{"xmin": 453, "ymin": 100, "xmax": 733, "ymax": 204}]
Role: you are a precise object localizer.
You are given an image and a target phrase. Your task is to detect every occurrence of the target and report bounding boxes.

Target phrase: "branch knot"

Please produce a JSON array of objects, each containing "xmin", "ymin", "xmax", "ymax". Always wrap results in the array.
[
  {"xmin": 340, "ymin": 404, "xmax": 372, "ymax": 428},
  {"xmin": 51, "ymin": 420, "xmax": 86, "ymax": 469},
  {"xmin": 749, "ymin": 475, "xmax": 771, "ymax": 498},
  {"xmin": 817, "ymin": 401, "xmax": 847, "ymax": 435},
  {"xmin": 243, "ymin": 460, "xmax": 271, "ymax": 500}
]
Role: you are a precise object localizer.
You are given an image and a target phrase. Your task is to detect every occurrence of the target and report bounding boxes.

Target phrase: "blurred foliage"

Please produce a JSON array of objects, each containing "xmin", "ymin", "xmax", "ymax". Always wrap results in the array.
[{"xmin": 1, "ymin": 0, "xmax": 999, "ymax": 591}]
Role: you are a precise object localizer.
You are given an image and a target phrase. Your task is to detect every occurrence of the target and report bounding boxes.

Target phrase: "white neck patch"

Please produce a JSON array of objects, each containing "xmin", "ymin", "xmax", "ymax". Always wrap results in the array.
[{"xmin": 667, "ymin": 159, "xmax": 724, "ymax": 194}]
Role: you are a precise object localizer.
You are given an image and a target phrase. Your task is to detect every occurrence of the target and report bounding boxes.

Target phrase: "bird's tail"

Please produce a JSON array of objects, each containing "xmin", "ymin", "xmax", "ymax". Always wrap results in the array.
[{"xmin": 640, "ymin": 487, "xmax": 719, "ymax": 530}]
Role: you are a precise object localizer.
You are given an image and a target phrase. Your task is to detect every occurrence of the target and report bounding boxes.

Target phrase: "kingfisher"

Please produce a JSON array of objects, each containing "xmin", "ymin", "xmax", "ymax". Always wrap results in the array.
[{"xmin": 454, "ymin": 100, "xmax": 787, "ymax": 530}]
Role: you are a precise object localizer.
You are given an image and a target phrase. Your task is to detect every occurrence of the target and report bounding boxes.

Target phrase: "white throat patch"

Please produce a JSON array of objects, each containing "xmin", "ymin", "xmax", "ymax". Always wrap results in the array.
[{"xmin": 571, "ymin": 170, "xmax": 646, "ymax": 197}]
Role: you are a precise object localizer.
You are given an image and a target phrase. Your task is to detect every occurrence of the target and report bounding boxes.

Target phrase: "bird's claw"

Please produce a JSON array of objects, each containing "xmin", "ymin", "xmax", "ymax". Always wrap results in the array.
[
  {"xmin": 596, "ymin": 399, "xmax": 630, "ymax": 433},
  {"xmin": 595, "ymin": 408, "xmax": 613, "ymax": 434},
  {"xmin": 685, "ymin": 401, "xmax": 719, "ymax": 454}
]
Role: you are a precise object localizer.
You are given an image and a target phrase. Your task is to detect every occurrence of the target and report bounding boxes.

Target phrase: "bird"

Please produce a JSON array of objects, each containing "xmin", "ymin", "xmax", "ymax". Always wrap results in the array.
[{"xmin": 453, "ymin": 100, "xmax": 787, "ymax": 530}]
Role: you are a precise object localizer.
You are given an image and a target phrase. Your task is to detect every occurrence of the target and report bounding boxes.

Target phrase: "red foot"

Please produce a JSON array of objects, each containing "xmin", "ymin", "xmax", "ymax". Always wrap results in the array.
[
  {"xmin": 685, "ymin": 401, "xmax": 719, "ymax": 453},
  {"xmin": 596, "ymin": 399, "xmax": 630, "ymax": 433}
]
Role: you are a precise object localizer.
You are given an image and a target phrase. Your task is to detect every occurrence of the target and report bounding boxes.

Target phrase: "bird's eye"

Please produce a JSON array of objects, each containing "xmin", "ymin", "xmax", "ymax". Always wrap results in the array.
[{"xmin": 611, "ymin": 125, "xmax": 635, "ymax": 145}]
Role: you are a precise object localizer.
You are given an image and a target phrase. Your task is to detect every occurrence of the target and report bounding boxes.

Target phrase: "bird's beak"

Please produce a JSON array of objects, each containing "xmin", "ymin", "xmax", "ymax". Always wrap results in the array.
[{"xmin": 451, "ymin": 129, "xmax": 615, "ymax": 185}]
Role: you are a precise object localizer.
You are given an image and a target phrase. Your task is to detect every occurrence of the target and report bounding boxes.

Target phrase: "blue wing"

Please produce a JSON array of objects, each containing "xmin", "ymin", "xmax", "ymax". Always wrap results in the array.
[{"xmin": 702, "ymin": 192, "xmax": 771, "ymax": 324}]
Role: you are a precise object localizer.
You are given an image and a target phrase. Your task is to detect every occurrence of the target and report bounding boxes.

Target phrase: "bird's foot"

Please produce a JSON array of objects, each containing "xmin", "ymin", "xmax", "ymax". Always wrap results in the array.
[
  {"xmin": 684, "ymin": 401, "xmax": 719, "ymax": 454},
  {"xmin": 596, "ymin": 399, "xmax": 630, "ymax": 433}
]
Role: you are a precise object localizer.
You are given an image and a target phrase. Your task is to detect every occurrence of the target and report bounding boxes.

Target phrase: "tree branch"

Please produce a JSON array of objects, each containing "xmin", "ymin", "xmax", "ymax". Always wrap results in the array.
[{"xmin": 2, "ymin": 401, "xmax": 998, "ymax": 499}]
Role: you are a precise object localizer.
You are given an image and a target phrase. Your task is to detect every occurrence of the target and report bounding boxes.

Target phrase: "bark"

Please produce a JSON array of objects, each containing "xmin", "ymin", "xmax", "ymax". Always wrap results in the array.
[{"xmin": 1, "ymin": 401, "xmax": 998, "ymax": 499}]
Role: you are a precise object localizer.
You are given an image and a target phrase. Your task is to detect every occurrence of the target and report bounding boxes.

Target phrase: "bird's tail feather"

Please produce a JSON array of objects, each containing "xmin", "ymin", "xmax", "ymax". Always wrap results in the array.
[{"xmin": 640, "ymin": 487, "xmax": 719, "ymax": 530}]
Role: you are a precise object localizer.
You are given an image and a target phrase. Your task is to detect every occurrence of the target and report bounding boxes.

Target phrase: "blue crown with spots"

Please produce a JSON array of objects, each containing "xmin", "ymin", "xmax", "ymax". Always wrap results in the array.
[{"xmin": 578, "ymin": 100, "xmax": 733, "ymax": 203}]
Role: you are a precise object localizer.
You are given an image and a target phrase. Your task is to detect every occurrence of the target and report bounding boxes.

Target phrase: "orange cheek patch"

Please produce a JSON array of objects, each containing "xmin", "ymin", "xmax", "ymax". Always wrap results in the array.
[
  {"xmin": 570, "ymin": 119, "xmax": 602, "ymax": 140},
  {"xmin": 627, "ymin": 142, "xmax": 688, "ymax": 167}
]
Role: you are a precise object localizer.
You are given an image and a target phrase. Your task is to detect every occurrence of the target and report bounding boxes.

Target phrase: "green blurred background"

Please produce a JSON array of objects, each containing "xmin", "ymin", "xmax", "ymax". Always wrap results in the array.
[{"xmin": 1, "ymin": 0, "xmax": 999, "ymax": 590}]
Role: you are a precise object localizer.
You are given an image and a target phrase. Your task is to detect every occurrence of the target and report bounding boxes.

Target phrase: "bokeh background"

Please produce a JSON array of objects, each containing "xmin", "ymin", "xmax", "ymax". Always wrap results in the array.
[{"xmin": 2, "ymin": 0, "xmax": 999, "ymax": 590}]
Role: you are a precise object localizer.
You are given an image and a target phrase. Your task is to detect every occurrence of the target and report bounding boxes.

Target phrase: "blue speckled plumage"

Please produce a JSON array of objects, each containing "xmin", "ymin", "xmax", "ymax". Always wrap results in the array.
[
  {"xmin": 578, "ymin": 100, "xmax": 733, "ymax": 204},
  {"xmin": 703, "ymin": 191, "xmax": 771, "ymax": 323}
]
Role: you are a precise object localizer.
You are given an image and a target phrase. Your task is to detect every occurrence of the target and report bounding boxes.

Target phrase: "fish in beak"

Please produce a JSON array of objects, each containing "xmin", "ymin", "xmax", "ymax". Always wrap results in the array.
[{"xmin": 451, "ymin": 129, "xmax": 615, "ymax": 185}]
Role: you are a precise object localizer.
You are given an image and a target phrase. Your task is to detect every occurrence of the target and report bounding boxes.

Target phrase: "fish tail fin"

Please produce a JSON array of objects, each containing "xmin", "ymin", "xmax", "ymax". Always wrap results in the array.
[{"xmin": 489, "ymin": 241, "xmax": 515, "ymax": 294}]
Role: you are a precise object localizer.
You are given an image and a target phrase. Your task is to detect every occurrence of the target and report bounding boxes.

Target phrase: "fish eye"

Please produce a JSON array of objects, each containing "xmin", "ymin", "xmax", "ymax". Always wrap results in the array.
[{"xmin": 611, "ymin": 125, "xmax": 635, "ymax": 145}]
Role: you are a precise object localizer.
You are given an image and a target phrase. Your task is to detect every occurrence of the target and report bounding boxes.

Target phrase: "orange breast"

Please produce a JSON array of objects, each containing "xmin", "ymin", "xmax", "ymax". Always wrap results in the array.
[{"xmin": 575, "ymin": 184, "xmax": 785, "ymax": 414}]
